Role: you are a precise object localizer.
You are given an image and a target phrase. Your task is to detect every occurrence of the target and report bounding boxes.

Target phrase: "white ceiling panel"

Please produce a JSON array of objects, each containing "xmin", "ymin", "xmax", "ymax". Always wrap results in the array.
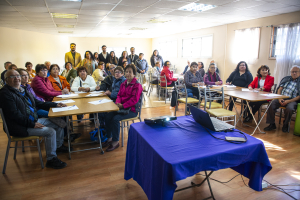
[
  {"xmin": 108, "ymin": 11, "xmax": 134, "ymax": 17},
  {"xmin": 165, "ymin": 10, "xmax": 196, "ymax": 16},
  {"xmin": 14, "ymin": 6, "xmax": 48, "ymax": 12},
  {"xmin": 140, "ymin": 7, "xmax": 173, "ymax": 14},
  {"xmin": 0, "ymin": 11, "xmax": 22, "ymax": 16},
  {"xmin": 251, "ymin": 2, "xmax": 290, "ymax": 12},
  {"xmin": 206, "ymin": 6, "xmax": 242, "ymax": 14},
  {"xmin": 84, "ymin": 0, "xmax": 121, "ymax": 4},
  {"xmin": 133, "ymin": 13, "xmax": 162, "ymax": 18},
  {"xmin": 102, "ymin": 16, "xmax": 130, "ymax": 22},
  {"xmin": 196, "ymin": 0, "xmax": 236, "ymax": 6},
  {"xmin": 225, "ymin": 0, "xmax": 267, "ymax": 9},
  {"xmin": 46, "ymin": 1, "xmax": 82, "ymax": 9},
  {"xmin": 113, "ymin": 5, "xmax": 145, "ymax": 12},
  {"xmin": 48, "ymin": 8, "xmax": 79, "ymax": 14},
  {"xmin": 21, "ymin": 12, "xmax": 51, "ymax": 17},
  {"xmin": 152, "ymin": 0, "xmax": 190, "ymax": 9},
  {"xmin": 0, "ymin": 5, "xmax": 15, "ymax": 11},
  {"xmin": 26, "ymin": 17, "xmax": 53, "ymax": 22},
  {"xmin": 271, "ymin": 5, "xmax": 300, "ymax": 13},
  {"xmin": 119, "ymin": 0, "xmax": 159, "ymax": 7},
  {"xmin": 79, "ymin": 10, "xmax": 109, "ymax": 16},
  {"xmin": 81, "ymin": 3, "xmax": 116, "ymax": 10},
  {"xmin": 7, "ymin": 0, "xmax": 46, "ymax": 7}
]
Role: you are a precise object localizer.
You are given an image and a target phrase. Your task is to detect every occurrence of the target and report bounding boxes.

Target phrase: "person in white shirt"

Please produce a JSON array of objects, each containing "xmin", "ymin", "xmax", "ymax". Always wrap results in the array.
[
  {"xmin": 92, "ymin": 61, "xmax": 105, "ymax": 83},
  {"xmin": 71, "ymin": 67, "xmax": 99, "ymax": 92}
]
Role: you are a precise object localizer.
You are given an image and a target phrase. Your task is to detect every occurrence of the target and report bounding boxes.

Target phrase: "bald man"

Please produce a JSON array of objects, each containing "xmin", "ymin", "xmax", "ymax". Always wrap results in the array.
[
  {"xmin": 0, "ymin": 70, "xmax": 68, "ymax": 169},
  {"xmin": 44, "ymin": 61, "xmax": 51, "ymax": 77}
]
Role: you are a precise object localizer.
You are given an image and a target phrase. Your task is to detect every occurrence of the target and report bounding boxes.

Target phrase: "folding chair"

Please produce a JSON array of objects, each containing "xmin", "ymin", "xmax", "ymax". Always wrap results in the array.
[
  {"xmin": 200, "ymin": 87, "xmax": 236, "ymax": 127},
  {"xmin": 158, "ymin": 75, "xmax": 175, "ymax": 104},
  {"xmin": 120, "ymin": 93, "xmax": 143, "ymax": 147},
  {"xmin": 174, "ymin": 84, "xmax": 201, "ymax": 116},
  {"xmin": 147, "ymin": 72, "xmax": 159, "ymax": 97},
  {"xmin": 0, "ymin": 108, "xmax": 44, "ymax": 174}
]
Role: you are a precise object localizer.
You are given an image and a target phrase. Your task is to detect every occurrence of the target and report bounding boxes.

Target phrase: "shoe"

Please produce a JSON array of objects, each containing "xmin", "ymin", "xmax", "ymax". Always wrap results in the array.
[
  {"xmin": 46, "ymin": 157, "xmax": 67, "ymax": 169},
  {"xmin": 106, "ymin": 143, "xmax": 120, "ymax": 152},
  {"xmin": 282, "ymin": 125, "xmax": 289, "ymax": 132},
  {"xmin": 56, "ymin": 144, "xmax": 73, "ymax": 154},
  {"xmin": 64, "ymin": 133, "xmax": 81, "ymax": 142},
  {"xmin": 264, "ymin": 123, "xmax": 276, "ymax": 131},
  {"xmin": 102, "ymin": 140, "xmax": 112, "ymax": 148},
  {"xmin": 243, "ymin": 116, "xmax": 253, "ymax": 123}
]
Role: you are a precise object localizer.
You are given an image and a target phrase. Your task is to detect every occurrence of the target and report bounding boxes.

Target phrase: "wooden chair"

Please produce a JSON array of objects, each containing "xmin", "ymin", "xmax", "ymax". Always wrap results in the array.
[
  {"xmin": 174, "ymin": 84, "xmax": 200, "ymax": 116},
  {"xmin": 200, "ymin": 87, "xmax": 236, "ymax": 127},
  {"xmin": 120, "ymin": 93, "xmax": 143, "ymax": 147},
  {"xmin": 0, "ymin": 108, "xmax": 44, "ymax": 174},
  {"xmin": 158, "ymin": 75, "xmax": 175, "ymax": 104}
]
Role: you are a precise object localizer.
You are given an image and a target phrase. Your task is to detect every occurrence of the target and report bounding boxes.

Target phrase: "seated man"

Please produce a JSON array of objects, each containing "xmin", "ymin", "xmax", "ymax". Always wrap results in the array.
[
  {"xmin": 264, "ymin": 66, "xmax": 300, "ymax": 132},
  {"xmin": 98, "ymin": 64, "xmax": 116, "ymax": 92},
  {"xmin": 0, "ymin": 70, "xmax": 69, "ymax": 169}
]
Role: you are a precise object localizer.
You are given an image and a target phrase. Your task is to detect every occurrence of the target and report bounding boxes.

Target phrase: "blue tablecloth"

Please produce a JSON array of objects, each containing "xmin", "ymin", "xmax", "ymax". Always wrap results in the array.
[{"xmin": 124, "ymin": 116, "xmax": 272, "ymax": 200}]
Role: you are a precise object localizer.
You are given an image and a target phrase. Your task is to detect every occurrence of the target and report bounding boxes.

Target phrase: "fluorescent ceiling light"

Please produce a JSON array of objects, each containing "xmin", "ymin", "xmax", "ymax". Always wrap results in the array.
[
  {"xmin": 178, "ymin": 3, "xmax": 216, "ymax": 12},
  {"xmin": 129, "ymin": 27, "xmax": 147, "ymax": 30},
  {"xmin": 51, "ymin": 13, "xmax": 78, "ymax": 19},
  {"xmin": 58, "ymin": 31, "xmax": 73, "ymax": 33},
  {"xmin": 148, "ymin": 19, "xmax": 171, "ymax": 23},
  {"xmin": 56, "ymin": 24, "xmax": 75, "ymax": 28}
]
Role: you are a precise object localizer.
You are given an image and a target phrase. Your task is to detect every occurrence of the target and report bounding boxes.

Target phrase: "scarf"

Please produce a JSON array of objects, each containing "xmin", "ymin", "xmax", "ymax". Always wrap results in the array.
[{"xmin": 208, "ymin": 71, "xmax": 218, "ymax": 82}]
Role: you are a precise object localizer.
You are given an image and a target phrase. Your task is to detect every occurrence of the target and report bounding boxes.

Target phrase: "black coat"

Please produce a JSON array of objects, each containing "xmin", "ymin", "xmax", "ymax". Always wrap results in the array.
[
  {"xmin": 129, "ymin": 54, "xmax": 139, "ymax": 64},
  {"xmin": 99, "ymin": 75, "xmax": 115, "ymax": 92},
  {"xmin": 226, "ymin": 70, "xmax": 253, "ymax": 88},
  {"xmin": 98, "ymin": 52, "xmax": 110, "ymax": 64},
  {"xmin": 0, "ymin": 85, "xmax": 57, "ymax": 137},
  {"xmin": 118, "ymin": 56, "xmax": 131, "ymax": 66}
]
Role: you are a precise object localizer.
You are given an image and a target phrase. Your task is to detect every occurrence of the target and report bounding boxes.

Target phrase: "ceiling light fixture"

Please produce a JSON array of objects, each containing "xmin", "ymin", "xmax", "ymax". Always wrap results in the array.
[
  {"xmin": 129, "ymin": 27, "xmax": 147, "ymax": 30},
  {"xmin": 178, "ymin": 3, "xmax": 216, "ymax": 12},
  {"xmin": 51, "ymin": 13, "xmax": 78, "ymax": 19},
  {"xmin": 147, "ymin": 19, "xmax": 171, "ymax": 23},
  {"xmin": 58, "ymin": 31, "xmax": 73, "ymax": 33},
  {"xmin": 56, "ymin": 24, "xmax": 75, "ymax": 28}
]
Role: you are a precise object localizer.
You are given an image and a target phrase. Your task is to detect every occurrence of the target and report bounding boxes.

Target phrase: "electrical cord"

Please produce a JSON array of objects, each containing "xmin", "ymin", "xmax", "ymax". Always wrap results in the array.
[
  {"xmin": 263, "ymin": 180, "xmax": 298, "ymax": 200},
  {"xmin": 202, "ymin": 126, "xmax": 248, "ymax": 144},
  {"xmin": 196, "ymin": 173, "xmax": 241, "ymax": 184}
]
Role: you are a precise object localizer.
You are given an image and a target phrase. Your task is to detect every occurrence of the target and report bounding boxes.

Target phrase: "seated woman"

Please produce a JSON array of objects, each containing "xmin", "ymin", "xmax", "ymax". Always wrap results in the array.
[
  {"xmin": 48, "ymin": 64, "xmax": 70, "ymax": 92},
  {"xmin": 203, "ymin": 63, "xmax": 223, "ymax": 86},
  {"xmin": 17, "ymin": 68, "xmax": 49, "ymax": 118},
  {"xmin": 25, "ymin": 62, "xmax": 36, "ymax": 80},
  {"xmin": 150, "ymin": 61, "xmax": 162, "ymax": 84},
  {"xmin": 122, "ymin": 61, "xmax": 128, "ymax": 70},
  {"xmin": 207, "ymin": 60, "xmax": 220, "ymax": 74},
  {"xmin": 71, "ymin": 67, "xmax": 97, "ymax": 92},
  {"xmin": 103, "ymin": 64, "xmax": 142, "ymax": 152},
  {"xmin": 184, "ymin": 62, "xmax": 204, "ymax": 99},
  {"xmin": 160, "ymin": 61, "xmax": 177, "ymax": 87},
  {"xmin": 104, "ymin": 66, "xmax": 126, "ymax": 102},
  {"xmin": 31, "ymin": 64, "xmax": 68, "ymax": 102},
  {"xmin": 92, "ymin": 61, "xmax": 106, "ymax": 83},
  {"xmin": 198, "ymin": 62, "xmax": 205, "ymax": 78},
  {"xmin": 226, "ymin": 61, "xmax": 253, "ymax": 111},
  {"xmin": 244, "ymin": 65, "xmax": 274, "ymax": 122},
  {"xmin": 61, "ymin": 62, "xmax": 77, "ymax": 83}
]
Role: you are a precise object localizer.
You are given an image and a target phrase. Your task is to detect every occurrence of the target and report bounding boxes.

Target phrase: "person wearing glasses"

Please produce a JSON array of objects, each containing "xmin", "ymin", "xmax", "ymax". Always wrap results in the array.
[
  {"xmin": 48, "ymin": 64, "xmax": 71, "ymax": 92},
  {"xmin": 104, "ymin": 66, "xmax": 126, "ymax": 102},
  {"xmin": 160, "ymin": 61, "xmax": 177, "ymax": 87},
  {"xmin": 98, "ymin": 64, "xmax": 116, "ymax": 92},
  {"xmin": 184, "ymin": 62, "xmax": 204, "ymax": 99},
  {"xmin": 31, "ymin": 64, "xmax": 68, "ymax": 102},
  {"xmin": 264, "ymin": 65, "xmax": 300, "ymax": 132},
  {"xmin": 203, "ymin": 63, "xmax": 222, "ymax": 86}
]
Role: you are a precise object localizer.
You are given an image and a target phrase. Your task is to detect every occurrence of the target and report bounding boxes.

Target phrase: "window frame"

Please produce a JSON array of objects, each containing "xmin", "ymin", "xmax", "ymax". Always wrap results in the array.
[
  {"xmin": 181, "ymin": 34, "xmax": 213, "ymax": 58},
  {"xmin": 269, "ymin": 26, "xmax": 277, "ymax": 60}
]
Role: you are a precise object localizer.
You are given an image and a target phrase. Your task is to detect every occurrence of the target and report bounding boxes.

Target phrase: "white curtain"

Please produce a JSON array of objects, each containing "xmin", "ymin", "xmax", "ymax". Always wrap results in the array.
[
  {"xmin": 234, "ymin": 27, "xmax": 261, "ymax": 64},
  {"xmin": 274, "ymin": 23, "xmax": 300, "ymax": 84}
]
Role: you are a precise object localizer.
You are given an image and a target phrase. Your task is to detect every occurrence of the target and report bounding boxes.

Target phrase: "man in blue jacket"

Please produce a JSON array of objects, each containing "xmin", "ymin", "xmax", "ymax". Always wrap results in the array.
[{"xmin": 135, "ymin": 53, "xmax": 149, "ymax": 90}]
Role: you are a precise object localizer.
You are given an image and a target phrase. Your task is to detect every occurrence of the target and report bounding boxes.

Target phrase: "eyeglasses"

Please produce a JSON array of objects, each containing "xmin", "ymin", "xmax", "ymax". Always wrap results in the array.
[
  {"xmin": 210, "ymin": 67, "xmax": 216, "ymax": 69},
  {"xmin": 167, "ymin": 64, "xmax": 171, "ymax": 66},
  {"xmin": 115, "ymin": 71, "xmax": 122, "ymax": 74},
  {"xmin": 21, "ymin": 75, "xmax": 28, "ymax": 78},
  {"xmin": 291, "ymin": 71, "xmax": 300, "ymax": 74},
  {"xmin": 7, "ymin": 75, "xmax": 20, "ymax": 79},
  {"xmin": 41, "ymin": 69, "xmax": 48, "ymax": 72}
]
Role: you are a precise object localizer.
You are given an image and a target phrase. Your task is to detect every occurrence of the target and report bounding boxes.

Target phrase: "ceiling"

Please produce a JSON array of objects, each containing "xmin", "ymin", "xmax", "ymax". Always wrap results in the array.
[{"xmin": 0, "ymin": 0, "xmax": 300, "ymax": 38}]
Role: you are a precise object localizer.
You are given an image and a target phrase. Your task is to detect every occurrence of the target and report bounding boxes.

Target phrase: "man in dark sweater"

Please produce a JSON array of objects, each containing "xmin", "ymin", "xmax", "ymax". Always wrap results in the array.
[
  {"xmin": 1, "ymin": 61, "xmax": 12, "ymax": 83},
  {"xmin": 99, "ymin": 64, "xmax": 116, "ymax": 92},
  {"xmin": 0, "ymin": 69, "xmax": 68, "ymax": 169}
]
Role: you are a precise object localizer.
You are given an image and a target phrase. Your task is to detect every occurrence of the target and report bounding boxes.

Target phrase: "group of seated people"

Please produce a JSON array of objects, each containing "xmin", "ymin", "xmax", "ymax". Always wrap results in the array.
[{"xmin": 0, "ymin": 60, "xmax": 143, "ymax": 169}]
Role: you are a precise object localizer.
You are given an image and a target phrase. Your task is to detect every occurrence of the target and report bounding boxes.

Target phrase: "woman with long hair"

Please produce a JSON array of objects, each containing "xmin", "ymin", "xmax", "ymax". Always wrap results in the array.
[
  {"xmin": 150, "ymin": 50, "xmax": 163, "ymax": 68},
  {"xmin": 109, "ymin": 51, "xmax": 119, "ymax": 65}
]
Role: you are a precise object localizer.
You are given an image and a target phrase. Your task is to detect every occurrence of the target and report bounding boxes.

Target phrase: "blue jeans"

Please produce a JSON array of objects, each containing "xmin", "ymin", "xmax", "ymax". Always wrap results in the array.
[
  {"xmin": 37, "ymin": 109, "xmax": 49, "ymax": 118},
  {"xmin": 186, "ymin": 87, "xmax": 200, "ymax": 99},
  {"xmin": 27, "ymin": 118, "xmax": 64, "ymax": 160},
  {"xmin": 105, "ymin": 111, "xmax": 137, "ymax": 142}
]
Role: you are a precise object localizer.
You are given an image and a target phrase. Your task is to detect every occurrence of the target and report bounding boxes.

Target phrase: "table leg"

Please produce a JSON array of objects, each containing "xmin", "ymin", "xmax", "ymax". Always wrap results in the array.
[
  {"xmin": 232, "ymin": 97, "xmax": 247, "ymax": 124},
  {"xmin": 66, "ymin": 116, "xmax": 71, "ymax": 160},
  {"xmin": 94, "ymin": 113, "xmax": 104, "ymax": 154}
]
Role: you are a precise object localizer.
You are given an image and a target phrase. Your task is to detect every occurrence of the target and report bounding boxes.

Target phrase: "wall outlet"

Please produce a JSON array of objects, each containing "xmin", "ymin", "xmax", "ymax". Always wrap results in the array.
[{"xmin": 262, "ymin": 181, "xmax": 268, "ymax": 189}]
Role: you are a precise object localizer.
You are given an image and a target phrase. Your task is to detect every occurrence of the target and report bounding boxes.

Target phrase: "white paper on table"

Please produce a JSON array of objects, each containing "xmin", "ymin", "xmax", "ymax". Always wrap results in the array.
[
  {"xmin": 53, "ymin": 99, "xmax": 75, "ymax": 104},
  {"xmin": 56, "ymin": 94, "xmax": 78, "ymax": 98},
  {"xmin": 88, "ymin": 99, "xmax": 113, "ymax": 105},
  {"xmin": 242, "ymin": 88, "xmax": 250, "ymax": 91},
  {"xmin": 223, "ymin": 85, "xmax": 236, "ymax": 87},
  {"xmin": 89, "ymin": 91, "xmax": 104, "ymax": 94},
  {"xmin": 75, "ymin": 91, "xmax": 87, "ymax": 94},
  {"xmin": 86, "ymin": 93, "xmax": 103, "ymax": 97},
  {"xmin": 260, "ymin": 94, "xmax": 281, "ymax": 97},
  {"xmin": 52, "ymin": 105, "xmax": 79, "ymax": 112}
]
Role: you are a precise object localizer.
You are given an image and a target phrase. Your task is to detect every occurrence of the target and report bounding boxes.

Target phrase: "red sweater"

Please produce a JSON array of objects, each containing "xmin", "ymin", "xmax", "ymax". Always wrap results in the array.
[
  {"xmin": 116, "ymin": 77, "xmax": 142, "ymax": 113},
  {"xmin": 160, "ymin": 66, "xmax": 177, "ymax": 87},
  {"xmin": 248, "ymin": 75, "xmax": 274, "ymax": 92}
]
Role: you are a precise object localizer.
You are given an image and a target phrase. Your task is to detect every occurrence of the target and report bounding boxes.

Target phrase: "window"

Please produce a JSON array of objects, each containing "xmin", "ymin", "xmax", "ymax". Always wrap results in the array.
[
  {"xmin": 158, "ymin": 40, "xmax": 177, "ymax": 59},
  {"xmin": 99, "ymin": 47, "xmax": 127, "ymax": 58},
  {"xmin": 182, "ymin": 35, "xmax": 213, "ymax": 58}
]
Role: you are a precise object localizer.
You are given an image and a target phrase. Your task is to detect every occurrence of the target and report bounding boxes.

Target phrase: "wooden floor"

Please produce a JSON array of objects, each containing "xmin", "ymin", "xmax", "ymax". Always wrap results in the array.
[{"xmin": 0, "ymin": 94, "xmax": 300, "ymax": 200}]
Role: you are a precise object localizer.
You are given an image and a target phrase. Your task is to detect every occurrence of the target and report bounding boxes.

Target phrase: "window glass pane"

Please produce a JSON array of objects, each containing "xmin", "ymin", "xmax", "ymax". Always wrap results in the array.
[{"xmin": 201, "ymin": 36, "xmax": 213, "ymax": 57}]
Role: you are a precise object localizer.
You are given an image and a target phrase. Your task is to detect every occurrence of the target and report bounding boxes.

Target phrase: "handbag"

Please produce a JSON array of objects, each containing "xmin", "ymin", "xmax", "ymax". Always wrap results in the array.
[{"xmin": 117, "ymin": 107, "xmax": 131, "ymax": 115}]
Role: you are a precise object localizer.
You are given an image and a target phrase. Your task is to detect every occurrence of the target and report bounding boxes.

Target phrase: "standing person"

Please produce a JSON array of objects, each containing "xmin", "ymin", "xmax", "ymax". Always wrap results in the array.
[
  {"xmin": 81, "ymin": 51, "xmax": 96, "ymax": 75},
  {"xmin": 61, "ymin": 62, "xmax": 77, "ymax": 83},
  {"xmin": 150, "ymin": 50, "xmax": 163, "ymax": 68},
  {"xmin": 184, "ymin": 62, "xmax": 204, "ymax": 99},
  {"xmin": 104, "ymin": 66, "xmax": 126, "ymax": 102},
  {"xmin": 129, "ymin": 47, "xmax": 139, "ymax": 64},
  {"xmin": 92, "ymin": 61, "xmax": 106, "ymax": 83},
  {"xmin": 1, "ymin": 61, "xmax": 12, "ymax": 82},
  {"xmin": 94, "ymin": 52, "xmax": 99, "ymax": 65},
  {"xmin": 203, "ymin": 63, "xmax": 223, "ymax": 86},
  {"xmin": 25, "ymin": 62, "xmax": 36, "ymax": 80},
  {"xmin": 160, "ymin": 61, "xmax": 177, "ymax": 87},
  {"xmin": 109, "ymin": 51, "xmax": 118, "ymax": 65},
  {"xmin": 245, "ymin": 65, "xmax": 274, "ymax": 122},
  {"xmin": 45, "ymin": 61, "xmax": 51, "ymax": 77},
  {"xmin": 65, "ymin": 43, "xmax": 82, "ymax": 69},
  {"xmin": 135, "ymin": 53, "xmax": 149, "ymax": 90},
  {"xmin": 198, "ymin": 62, "xmax": 205, "ymax": 78},
  {"xmin": 103, "ymin": 64, "xmax": 142, "ymax": 152},
  {"xmin": 226, "ymin": 61, "xmax": 253, "ymax": 111},
  {"xmin": 98, "ymin": 45, "xmax": 110, "ymax": 65},
  {"xmin": 118, "ymin": 51, "xmax": 131, "ymax": 66},
  {"xmin": 48, "ymin": 64, "xmax": 71, "ymax": 92}
]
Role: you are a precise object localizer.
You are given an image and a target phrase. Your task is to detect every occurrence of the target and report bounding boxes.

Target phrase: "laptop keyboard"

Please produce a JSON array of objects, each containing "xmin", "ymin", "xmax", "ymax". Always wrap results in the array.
[{"xmin": 210, "ymin": 117, "xmax": 234, "ymax": 131}]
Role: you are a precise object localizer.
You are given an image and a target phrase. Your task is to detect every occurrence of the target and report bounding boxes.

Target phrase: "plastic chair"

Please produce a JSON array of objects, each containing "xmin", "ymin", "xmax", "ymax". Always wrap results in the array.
[
  {"xmin": 158, "ymin": 75, "xmax": 175, "ymax": 104},
  {"xmin": 174, "ymin": 84, "xmax": 200, "ymax": 116},
  {"xmin": 0, "ymin": 108, "xmax": 44, "ymax": 174},
  {"xmin": 200, "ymin": 87, "xmax": 236, "ymax": 127},
  {"xmin": 120, "ymin": 93, "xmax": 143, "ymax": 147}
]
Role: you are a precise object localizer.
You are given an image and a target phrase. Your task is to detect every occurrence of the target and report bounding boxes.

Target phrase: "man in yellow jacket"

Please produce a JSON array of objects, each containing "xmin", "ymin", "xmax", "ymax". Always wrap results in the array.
[{"xmin": 65, "ymin": 43, "xmax": 82, "ymax": 69}]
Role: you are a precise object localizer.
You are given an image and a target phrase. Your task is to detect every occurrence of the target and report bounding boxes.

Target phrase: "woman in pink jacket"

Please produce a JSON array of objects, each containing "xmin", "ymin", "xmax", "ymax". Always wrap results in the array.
[
  {"xmin": 31, "ymin": 64, "xmax": 69, "ymax": 102},
  {"xmin": 160, "ymin": 61, "xmax": 177, "ymax": 87},
  {"xmin": 103, "ymin": 64, "xmax": 142, "ymax": 152}
]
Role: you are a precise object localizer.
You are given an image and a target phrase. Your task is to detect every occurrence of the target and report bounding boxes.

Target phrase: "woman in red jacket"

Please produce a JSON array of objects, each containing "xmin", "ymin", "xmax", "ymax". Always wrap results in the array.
[
  {"xmin": 103, "ymin": 64, "xmax": 143, "ymax": 152},
  {"xmin": 244, "ymin": 65, "xmax": 274, "ymax": 122},
  {"xmin": 160, "ymin": 61, "xmax": 177, "ymax": 87}
]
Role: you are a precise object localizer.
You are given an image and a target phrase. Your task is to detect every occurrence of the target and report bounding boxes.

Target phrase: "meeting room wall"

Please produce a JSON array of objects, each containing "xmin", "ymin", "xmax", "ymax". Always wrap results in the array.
[
  {"xmin": 68, "ymin": 37, "xmax": 152, "ymax": 65},
  {"xmin": 0, "ymin": 27, "xmax": 70, "ymax": 72}
]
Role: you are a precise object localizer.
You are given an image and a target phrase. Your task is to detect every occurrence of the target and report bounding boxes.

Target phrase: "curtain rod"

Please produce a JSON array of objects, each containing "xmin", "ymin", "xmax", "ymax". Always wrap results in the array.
[
  {"xmin": 266, "ymin": 22, "xmax": 300, "ymax": 27},
  {"xmin": 234, "ymin": 26, "xmax": 262, "ymax": 31}
]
